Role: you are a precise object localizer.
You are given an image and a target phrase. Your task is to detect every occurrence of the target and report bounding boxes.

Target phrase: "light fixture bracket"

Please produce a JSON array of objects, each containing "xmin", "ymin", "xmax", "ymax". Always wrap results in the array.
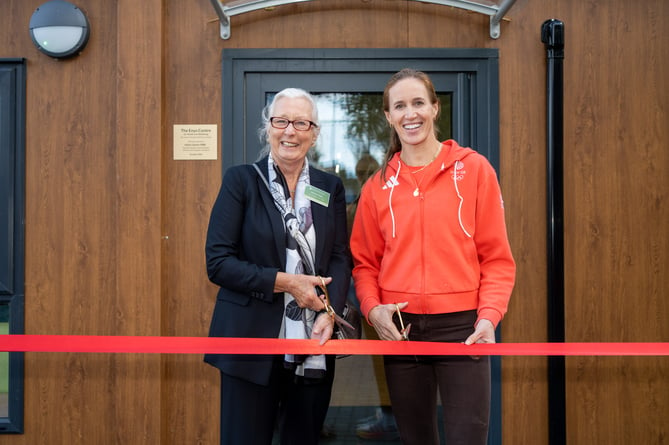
[{"xmin": 210, "ymin": 0, "xmax": 517, "ymax": 40}]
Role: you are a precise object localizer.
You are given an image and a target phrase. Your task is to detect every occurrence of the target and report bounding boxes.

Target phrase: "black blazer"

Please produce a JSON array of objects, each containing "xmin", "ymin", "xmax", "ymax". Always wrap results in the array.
[{"xmin": 204, "ymin": 157, "xmax": 352, "ymax": 385}]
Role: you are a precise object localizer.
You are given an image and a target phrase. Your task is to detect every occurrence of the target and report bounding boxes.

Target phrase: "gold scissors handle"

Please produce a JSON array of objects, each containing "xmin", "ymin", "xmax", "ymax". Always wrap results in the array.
[
  {"xmin": 395, "ymin": 304, "xmax": 411, "ymax": 341},
  {"xmin": 318, "ymin": 278, "xmax": 356, "ymax": 331}
]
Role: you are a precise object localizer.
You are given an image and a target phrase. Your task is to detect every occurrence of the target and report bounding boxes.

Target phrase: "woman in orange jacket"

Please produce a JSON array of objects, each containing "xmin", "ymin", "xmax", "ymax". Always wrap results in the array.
[{"xmin": 350, "ymin": 68, "xmax": 516, "ymax": 445}]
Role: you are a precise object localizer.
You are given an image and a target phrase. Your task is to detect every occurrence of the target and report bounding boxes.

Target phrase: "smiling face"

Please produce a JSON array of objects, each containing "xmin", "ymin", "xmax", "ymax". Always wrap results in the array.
[
  {"xmin": 268, "ymin": 96, "xmax": 318, "ymax": 170},
  {"xmin": 384, "ymin": 77, "xmax": 439, "ymax": 149}
]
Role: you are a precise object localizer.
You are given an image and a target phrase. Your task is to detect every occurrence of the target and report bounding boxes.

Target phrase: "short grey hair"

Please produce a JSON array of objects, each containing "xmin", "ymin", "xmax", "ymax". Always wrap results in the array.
[{"xmin": 256, "ymin": 88, "xmax": 320, "ymax": 159}]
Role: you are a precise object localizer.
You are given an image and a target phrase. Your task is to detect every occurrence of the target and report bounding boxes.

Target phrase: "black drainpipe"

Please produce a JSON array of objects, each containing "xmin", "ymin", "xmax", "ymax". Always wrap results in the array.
[{"xmin": 541, "ymin": 19, "xmax": 566, "ymax": 445}]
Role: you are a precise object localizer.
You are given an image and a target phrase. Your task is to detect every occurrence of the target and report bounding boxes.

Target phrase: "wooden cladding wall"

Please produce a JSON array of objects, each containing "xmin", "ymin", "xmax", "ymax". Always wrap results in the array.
[
  {"xmin": 560, "ymin": 2, "xmax": 669, "ymax": 443},
  {"xmin": 0, "ymin": 0, "xmax": 667, "ymax": 444},
  {"xmin": 3, "ymin": 0, "xmax": 165, "ymax": 443}
]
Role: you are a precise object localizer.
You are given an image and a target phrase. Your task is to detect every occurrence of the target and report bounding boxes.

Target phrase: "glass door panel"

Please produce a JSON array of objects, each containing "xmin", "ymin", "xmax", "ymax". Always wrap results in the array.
[
  {"xmin": 265, "ymin": 92, "xmax": 452, "ymax": 213},
  {"xmin": 230, "ymin": 71, "xmax": 467, "ymax": 167}
]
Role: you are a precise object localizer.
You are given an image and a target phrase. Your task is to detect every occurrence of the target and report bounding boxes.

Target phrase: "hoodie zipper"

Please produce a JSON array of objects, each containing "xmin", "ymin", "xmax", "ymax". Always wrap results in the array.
[
  {"xmin": 415, "ymin": 159, "xmax": 449, "ymax": 313},
  {"xmin": 418, "ymin": 189, "xmax": 427, "ymax": 312}
]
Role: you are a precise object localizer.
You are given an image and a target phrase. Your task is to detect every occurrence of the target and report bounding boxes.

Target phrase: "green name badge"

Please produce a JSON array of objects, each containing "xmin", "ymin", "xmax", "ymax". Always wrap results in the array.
[{"xmin": 304, "ymin": 185, "xmax": 330, "ymax": 207}]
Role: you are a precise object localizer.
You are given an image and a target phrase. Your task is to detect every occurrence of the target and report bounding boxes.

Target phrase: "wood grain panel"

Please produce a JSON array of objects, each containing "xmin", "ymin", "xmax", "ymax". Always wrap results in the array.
[
  {"xmin": 493, "ymin": 2, "xmax": 551, "ymax": 444},
  {"xmin": 407, "ymin": 1, "xmax": 491, "ymax": 47},
  {"xmin": 1, "ymin": 0, "xmax": 163, "ymax": 443},
  {"xmin": 219, "ymin": 0, "xmax": 406, "ymax": 48},
  {"xmin": 113, "ymin": 0, "xmax": 164, "ymax": 443},
  {"xmin": 161, "ymin": 0, "xmax": 223, "ymax": 442},
  {"xmin": 22, "ymin": 0, "xmax": 133, "ymax": 441},
  {"xmin": 563, "ymin": 1, "xmax": 669, "ymax": 443}
]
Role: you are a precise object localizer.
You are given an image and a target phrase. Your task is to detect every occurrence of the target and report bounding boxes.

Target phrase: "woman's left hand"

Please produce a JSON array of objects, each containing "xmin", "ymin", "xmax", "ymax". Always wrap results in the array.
[
  {"xmin": 464, "ymin": 319, "xmax": 496, "ymax": 345},
  {"xmin": 312, "ymin": 312, "xmax": 335, "ymax": 345}
]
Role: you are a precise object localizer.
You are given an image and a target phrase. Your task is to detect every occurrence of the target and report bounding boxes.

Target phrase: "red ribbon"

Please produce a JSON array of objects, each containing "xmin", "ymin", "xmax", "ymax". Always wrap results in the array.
[{"xmin": 1, "ymin": 335, "xmax": 667, "ymax": 356}]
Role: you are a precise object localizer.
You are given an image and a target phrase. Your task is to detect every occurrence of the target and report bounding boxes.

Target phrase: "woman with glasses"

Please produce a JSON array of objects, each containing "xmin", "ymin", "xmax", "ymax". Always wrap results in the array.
[
  {"xmin": 350, "ymin": 68, "xmax": 516, "ymax": 445},
  {"xmin": 204, "ymin": 87, "xmax": 351, "ymax": 445}
]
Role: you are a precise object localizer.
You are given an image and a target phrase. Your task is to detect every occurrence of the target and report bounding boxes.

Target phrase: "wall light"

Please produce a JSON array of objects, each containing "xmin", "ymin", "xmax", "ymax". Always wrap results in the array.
[{"xmin": 29, "ymin": 1, "xmax": 90, "ymax": 59}]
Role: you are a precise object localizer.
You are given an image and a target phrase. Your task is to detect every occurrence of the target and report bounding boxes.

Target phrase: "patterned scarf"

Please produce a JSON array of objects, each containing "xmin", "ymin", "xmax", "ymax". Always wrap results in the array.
[{"xmin": 265, "ymin": 156, "xmax": 326, "ymax": 379}]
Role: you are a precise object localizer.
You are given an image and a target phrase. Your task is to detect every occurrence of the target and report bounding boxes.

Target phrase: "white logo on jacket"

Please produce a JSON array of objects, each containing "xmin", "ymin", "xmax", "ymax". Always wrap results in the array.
[
  {"xmin": 382, "ymin": 175, "xmax": 400, "ymax": 190},
  {"xmin": 452, "ymin": 160, "xmax": 466, "ymax": 181}
]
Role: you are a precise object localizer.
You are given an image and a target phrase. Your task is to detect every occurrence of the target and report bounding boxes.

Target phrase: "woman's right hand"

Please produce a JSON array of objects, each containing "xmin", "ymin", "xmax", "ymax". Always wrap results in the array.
[
  {"xmin": 368, "ymin": 302, "xmax": 409, "ymax": 341},
  {"xmin": 274, "ymin": 272, "xmax": 332, "ymax": 312}
]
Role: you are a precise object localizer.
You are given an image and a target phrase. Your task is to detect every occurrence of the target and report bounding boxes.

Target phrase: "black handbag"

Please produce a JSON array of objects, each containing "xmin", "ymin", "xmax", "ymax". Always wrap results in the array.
[
  {"xmin": 317, "ymin": 282, "xmax": 362, "ymax": 341},
  {"xmin": 334, "ymin": 302, "xmax": 362, "ymax": 340}
]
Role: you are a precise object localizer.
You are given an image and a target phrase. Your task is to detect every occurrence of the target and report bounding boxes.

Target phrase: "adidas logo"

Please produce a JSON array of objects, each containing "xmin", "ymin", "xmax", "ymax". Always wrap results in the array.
[{"xmin": 381, "ymin": 175, "xmax": 400, "ymax": 190}]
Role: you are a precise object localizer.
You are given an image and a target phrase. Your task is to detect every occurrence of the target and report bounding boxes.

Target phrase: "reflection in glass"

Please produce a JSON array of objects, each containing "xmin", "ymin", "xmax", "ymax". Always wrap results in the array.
[
  {"xmin": 265, "ymin": 92, "xmax": 452, "ymax": 205},
  {"xmin": 312, "ymin": 93, "xmax": 452, "ymax": 206}
]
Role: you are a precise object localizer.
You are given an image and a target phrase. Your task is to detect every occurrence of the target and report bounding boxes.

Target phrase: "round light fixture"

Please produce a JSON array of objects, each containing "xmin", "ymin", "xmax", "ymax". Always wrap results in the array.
[{"xmin": 29, "ymin": 1, "xmax": 90, "ymax": 59}]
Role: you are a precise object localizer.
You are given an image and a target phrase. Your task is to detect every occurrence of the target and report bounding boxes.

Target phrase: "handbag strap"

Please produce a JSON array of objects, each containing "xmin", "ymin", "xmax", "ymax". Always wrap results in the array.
[{"xmin": 252, "ymin": 163, "xmax": 272, "ymax": 191}]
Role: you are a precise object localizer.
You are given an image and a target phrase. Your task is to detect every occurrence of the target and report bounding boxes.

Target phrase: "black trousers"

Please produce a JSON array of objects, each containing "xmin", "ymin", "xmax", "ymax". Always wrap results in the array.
[
  {"xmin": 218, "ymin": 355, "xmax": 335, "ymax": 445},
  {"xmin": 384, "ymin": 310, "xmax": 491, "ymax": 445}
]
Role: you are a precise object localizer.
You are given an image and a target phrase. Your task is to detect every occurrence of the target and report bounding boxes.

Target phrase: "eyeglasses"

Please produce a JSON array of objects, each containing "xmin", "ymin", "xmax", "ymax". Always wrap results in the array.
[
  {"xmin": 270, "ymin": 117, "xmax": 318, "ymax": 131},
  {"xmin": 395, "ymin": 304, "xmax": 411, "ymax": 341}
]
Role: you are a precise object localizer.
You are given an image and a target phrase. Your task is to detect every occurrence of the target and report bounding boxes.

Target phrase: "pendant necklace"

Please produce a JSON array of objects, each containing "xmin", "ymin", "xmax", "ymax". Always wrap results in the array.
[
  {"xmin": 402, "ymin": 144, "xmax": 442, "ymax": 197},
  {"xmin": 407, "ymin": 166, "xmax": 428, "ymax": 197}
]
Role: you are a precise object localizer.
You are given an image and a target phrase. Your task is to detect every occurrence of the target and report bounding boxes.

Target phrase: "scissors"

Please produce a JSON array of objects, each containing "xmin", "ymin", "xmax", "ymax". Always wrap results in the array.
[
  {"xmin": 317, "ymin": 277, "xmax": 356, "ymax": 333},
  {"xmin": 395, "ymin": 304, "xmax": 411, "ymax": 341}
]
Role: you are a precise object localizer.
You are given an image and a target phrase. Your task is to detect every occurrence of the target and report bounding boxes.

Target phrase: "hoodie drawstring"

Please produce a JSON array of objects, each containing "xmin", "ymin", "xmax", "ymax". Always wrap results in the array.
[
  {"xmin": 387, "ymin": 154, "xmax": 472, "ymax": 239},
  {"xmin": 453, "ymin": 161, "xmax": 473, "ymax": 238},
  {"xmin": 389, "ymin": 159, "xmax": 400, "ymax": 238}
]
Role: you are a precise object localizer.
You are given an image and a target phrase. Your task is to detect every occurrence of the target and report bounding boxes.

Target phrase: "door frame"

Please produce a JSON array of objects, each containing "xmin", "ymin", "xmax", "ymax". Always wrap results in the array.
[{"xmin": 218, "ymin": 48, "xmax": 502, "ymax": 444}]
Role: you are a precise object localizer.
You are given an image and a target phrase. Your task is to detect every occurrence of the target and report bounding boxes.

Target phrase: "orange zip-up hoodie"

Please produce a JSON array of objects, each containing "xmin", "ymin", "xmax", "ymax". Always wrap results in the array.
[{"xmin": 350, "ymin": 140, "xmax": 515, "ymax": 328}]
